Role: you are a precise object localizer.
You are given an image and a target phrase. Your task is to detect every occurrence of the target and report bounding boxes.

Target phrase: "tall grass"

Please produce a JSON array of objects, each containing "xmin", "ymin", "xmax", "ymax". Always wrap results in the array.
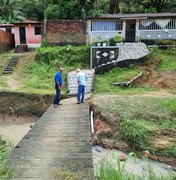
[
  {"xmin": 0, "ymin": 137, "xmax": 14, "ymax": 179},
  {"xmin": 96, "ymin": 153, "xmax": 175, "ymax": 180}
]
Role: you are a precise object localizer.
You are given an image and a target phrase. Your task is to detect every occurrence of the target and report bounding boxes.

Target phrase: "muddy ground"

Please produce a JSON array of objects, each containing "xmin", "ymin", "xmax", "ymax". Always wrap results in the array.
[{"xmin": 139, "ymin": 59, "xmax": 176, "ymax": 89}]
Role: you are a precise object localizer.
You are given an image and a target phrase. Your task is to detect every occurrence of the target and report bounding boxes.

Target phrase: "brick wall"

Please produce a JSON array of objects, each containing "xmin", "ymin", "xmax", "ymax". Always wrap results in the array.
[
  {"xmin": 44, "ymin": 20, "xmax": 86, "ymax": 45},
  {"xmin": 0, "ymin": 29, "xmax": 14, "ymax": 53}
]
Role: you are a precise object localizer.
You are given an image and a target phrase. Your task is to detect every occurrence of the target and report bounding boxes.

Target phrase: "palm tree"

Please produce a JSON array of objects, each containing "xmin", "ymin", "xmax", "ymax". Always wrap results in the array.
[{"xmin": 0, "ymin": 0, "xmax": 23, "ymax": 23}]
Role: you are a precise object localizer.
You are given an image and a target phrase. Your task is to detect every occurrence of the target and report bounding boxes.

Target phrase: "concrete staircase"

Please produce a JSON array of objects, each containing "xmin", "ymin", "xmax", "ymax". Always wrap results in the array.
[
  {"xmin": 67, "ymin": 70, "xmax": 95, "ymax": 95},
  {"xmin": 15, "ymin": 45, "xmax": 28, "ymax": 53},
  {"xmin": 2, "ymin": 55, "xmax": 20, "ymax": 74}
]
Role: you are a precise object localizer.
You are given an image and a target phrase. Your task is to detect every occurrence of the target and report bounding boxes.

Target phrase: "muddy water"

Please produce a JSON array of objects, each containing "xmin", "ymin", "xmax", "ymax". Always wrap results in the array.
[
  {"xmin": 0, "ymin": 114, "xmax": 37, "ymax": 147},
  {"xmin": 0, "ymin": 123, "xmax": 35, "ymax": 147}
]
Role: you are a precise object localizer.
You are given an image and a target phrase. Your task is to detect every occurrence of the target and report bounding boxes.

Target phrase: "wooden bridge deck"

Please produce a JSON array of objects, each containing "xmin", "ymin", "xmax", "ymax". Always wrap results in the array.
[{"xmin": 8, "ymin": 97, "xmax": 94, "ymax": 180}]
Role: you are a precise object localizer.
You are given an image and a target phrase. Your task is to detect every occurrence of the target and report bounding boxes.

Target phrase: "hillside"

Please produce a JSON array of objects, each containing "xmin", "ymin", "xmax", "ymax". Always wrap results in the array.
[
  {"xmin": 0, "ymin": 46, "xmax": 176, "ymax": 165},
  {"xmin": 92, "ymin": 47, "xmax": 176, "ymax": 166}
]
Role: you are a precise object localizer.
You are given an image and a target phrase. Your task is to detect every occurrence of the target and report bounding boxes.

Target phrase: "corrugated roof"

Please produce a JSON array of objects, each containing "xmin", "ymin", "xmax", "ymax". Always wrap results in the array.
[{"xmin": 93, "ymin": 13, "xmax": 176, "ymax": 19}]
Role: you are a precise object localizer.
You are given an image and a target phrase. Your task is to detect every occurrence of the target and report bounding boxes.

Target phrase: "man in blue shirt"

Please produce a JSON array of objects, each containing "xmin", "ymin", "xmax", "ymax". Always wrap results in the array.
[
  {"xmin": 53, "ymin": 67, "xmax": 64, "ymax": 108},
  {"xmin": 76, "ymin": 69, "xmax": 88, "ymax": 104}
]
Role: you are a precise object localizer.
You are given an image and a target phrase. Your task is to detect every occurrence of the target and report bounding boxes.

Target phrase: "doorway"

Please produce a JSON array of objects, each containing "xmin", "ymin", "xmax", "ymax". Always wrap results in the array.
[
  {"xmin": 125, "ymin": 20, "xmax": 136, "ymax": 42},
  {"xmin": 19, "ymin": 27, "xmax": 26, "ymax": 44}
]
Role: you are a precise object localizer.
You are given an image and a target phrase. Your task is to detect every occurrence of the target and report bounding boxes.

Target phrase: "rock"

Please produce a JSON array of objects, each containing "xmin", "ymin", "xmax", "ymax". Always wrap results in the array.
[
  {"xmin": 118, "ymin": 43, "xmax": 150, "ymax": 61},
  {"xmin": 118, "ymin": 154, "xmax": 127, "ymax": 161},
  {"xmin": 95, "ymin": 146, "xmax": 102, "ymax": 152},
  {"xmin": 142, "ymin": 151, "xmax": 159, "ymax": 161}
]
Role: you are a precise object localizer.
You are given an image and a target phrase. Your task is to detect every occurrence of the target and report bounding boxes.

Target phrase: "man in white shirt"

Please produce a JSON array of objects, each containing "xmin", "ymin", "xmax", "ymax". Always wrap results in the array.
[{"xmin": 76, "ymin": 69, "xmax": 88, "ymax": 104}]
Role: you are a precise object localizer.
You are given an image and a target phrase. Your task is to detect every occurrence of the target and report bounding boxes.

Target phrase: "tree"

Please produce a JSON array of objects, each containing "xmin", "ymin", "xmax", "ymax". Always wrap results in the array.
[
  {"xmin": 45, "ymin": 0, "xmax": 96, "ymax": 19},
  {"xmin": 133, "ymin": 0, "xmax": 169, "ymax": 13},
  {"xmin": 110, "ymin": 0, "xmax": 120, "ymax": 14},
  {"xmin": 0, "ymin": 0, "xmax": 23, "ymax": 23}
]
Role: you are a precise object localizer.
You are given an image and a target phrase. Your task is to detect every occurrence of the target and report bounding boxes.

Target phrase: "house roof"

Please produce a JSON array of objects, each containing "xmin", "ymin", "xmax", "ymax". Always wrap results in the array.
[
  {"xmin": 0, "ymin": 24, "xmax": 14, "ymax": 27},
  {"xmin": 91, "ymin": 13, "xmax": 176, "ymax": 20},
  {"xmin": 13, "ymin": 19, "xmax": 41, "ymax": 24}
]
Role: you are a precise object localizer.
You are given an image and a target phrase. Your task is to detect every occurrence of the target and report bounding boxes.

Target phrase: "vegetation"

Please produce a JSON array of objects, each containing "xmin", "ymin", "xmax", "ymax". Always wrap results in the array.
[
  {"xmin": 94, "ymin": 66, "xmax": 155, "ymax": 94},
  {"xmin": 96, "ymin": 153, "xmax": 175, "ymax": 180},
  {"xmin": 0, "ymin": 46, "xmax": 89, "ymax": 94},
  {"xmin": 93, "ymin": 95, "xmax": 176, "ymax": 158},
  {"xmin": 93, "ymin": 46, "xmax": 176, "ymax": 160},
  {"xmin": 1, "ymin": 0, "xmax": 176, "ymax": 22},
  {"xmin": 0, "ymin": 137, "xmax": 14, "ymax": 179}
]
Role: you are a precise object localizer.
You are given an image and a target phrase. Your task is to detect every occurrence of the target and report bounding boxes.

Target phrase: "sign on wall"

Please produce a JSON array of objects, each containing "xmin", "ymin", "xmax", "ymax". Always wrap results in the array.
[{"xmin": 91, "ymin": 47, "xmax": 119, "ymax": 69}]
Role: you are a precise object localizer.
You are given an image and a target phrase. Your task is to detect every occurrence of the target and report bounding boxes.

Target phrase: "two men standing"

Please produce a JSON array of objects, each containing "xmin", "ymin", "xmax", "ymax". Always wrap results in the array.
[{"xmin": 53, "ymin": 67, "xmax": 88, "ymax": 107}]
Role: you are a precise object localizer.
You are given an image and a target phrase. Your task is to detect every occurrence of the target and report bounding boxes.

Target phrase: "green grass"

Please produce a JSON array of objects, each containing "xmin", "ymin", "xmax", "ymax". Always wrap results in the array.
[
  {"xmin": 0, "ymin": 52, "xmax": 12, "ymax": 72},
  {"xmin": 96, "ymin": 153, "xmax": 175, "ymax": 180},
  {"xmin": 151, "ymin": 47, "xmax": 176, "ymax": 72},
  {"xmin": 5, "ymin": 46, "xmax": 90, "ymax": 95},
  {"xmin": 0, "ymin": 137, "xmax": 14, "ymax": 179},
  {"xmin": 93, "ymin": 95, "xmax": 176, "ymax": 157},
  {"xmin": 94, "ymin": 67, "xmax": 155, "ymax": 94}
]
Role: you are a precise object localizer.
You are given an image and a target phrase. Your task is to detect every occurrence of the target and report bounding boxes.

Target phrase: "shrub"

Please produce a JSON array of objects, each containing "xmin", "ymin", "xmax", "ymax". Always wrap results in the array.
[
  {"xmin": 35, "ymin": 46, "xmax": 90, "ymax": 68},
  {"xmin": 120, "ymin": 118, "xmax": 149, "ymax": 149},
  {"xmin": 41, "ymin": 39, "xmax": 48, "ymax": 47}
]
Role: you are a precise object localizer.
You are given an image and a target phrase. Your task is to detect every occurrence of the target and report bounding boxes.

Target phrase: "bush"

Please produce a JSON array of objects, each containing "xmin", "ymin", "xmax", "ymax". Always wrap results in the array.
[
  {"xmin": 120, "ymin": 118, "xmax": 149, "ymax": 149},
  {"xmin": 35, "ymin": 46, "xmax": 90, "ymax": 68},
  {"xmin": 41, "ymin": 39, "xmax": 48, "ymax": 47},
  {"xmin": 155, "ymin": 39, "xmax": 176, "ymax": 46}
]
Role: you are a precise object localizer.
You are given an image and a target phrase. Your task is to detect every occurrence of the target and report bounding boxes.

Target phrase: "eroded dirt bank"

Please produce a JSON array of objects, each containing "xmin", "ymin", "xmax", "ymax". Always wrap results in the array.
[
  {"xmin": 90, "ymin": 93, "xmax": 176, "ymax": 167},
  {"xmin": 0, "ymin": 92, "xmax": 53, "ymax": 119},
  {"xmin": 0, "ymin": 92, "xmax": 53, "ymax": 146}
]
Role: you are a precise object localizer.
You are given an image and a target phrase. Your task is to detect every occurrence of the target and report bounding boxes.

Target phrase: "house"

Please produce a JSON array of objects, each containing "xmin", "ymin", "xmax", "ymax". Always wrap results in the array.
[
  {"xmin": 13, "ymin": 19, "xmax": 42, "ymax": 49},
  {"xmin": 87, "ymin": 13, "xmax": 176, "ymax": 44},
  {"xmin": 0, "ymin": 24, "xmax": 14, "ymax": 34}
]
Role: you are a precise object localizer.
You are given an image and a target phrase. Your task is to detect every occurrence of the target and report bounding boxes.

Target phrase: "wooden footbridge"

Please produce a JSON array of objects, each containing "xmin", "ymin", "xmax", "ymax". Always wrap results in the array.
[{"xmin": 8, "ymin": 97, "xmax": 94, "ymax": 179}]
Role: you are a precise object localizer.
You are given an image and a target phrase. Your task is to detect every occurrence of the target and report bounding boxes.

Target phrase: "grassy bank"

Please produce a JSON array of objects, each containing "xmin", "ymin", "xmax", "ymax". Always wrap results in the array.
[
  {"xmin": 93, "ymin": 94, "xmax": 176, "ymax": 159},
  {"xmin": 0, "ymin": 137, "xmax": 14, "ymax": 179},
  {"xmin": 92, "ymin": 46, "xmax": 176, "ymax": 161},
  {"xmin": 0, "ymin": 46, "xmax": 90, "ymax": 94}
]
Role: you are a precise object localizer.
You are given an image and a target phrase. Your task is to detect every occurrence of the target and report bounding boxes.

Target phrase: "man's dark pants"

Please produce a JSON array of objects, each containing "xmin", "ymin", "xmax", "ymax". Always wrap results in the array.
[{"xmin": 53, "ymin": 85, "xmax": 60, "ymax": 105}]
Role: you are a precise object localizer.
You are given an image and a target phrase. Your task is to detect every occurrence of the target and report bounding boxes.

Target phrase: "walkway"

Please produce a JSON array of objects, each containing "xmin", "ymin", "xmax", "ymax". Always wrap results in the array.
[{"xmin": 8, "ymin": 97, "xmax": 94, "ymax": 179}]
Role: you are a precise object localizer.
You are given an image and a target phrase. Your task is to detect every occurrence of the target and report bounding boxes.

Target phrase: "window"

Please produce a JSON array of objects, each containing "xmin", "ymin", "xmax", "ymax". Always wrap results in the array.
[
  {"xmin": 92, "ymin": 20, "xmax": 122, "ymax": 31},
  {"xmin": 5, "ymin": 27, "xmax": 12, "ymax": 33},
  {"xmin": 34, "ymin": 27, "xmax": 41, "ymax": 35}
]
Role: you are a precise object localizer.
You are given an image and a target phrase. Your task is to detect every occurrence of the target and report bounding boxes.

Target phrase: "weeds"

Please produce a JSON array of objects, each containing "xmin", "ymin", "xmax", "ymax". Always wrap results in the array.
[
  {"xmin": 93, "ymin": 95, "xmax": 176, "ymax": 158},
  {"xmin": 120, "ymin": 118, "xmax": 151, "ymax": 149},
  {"xmin": 96, "ymin": 152, "xmax": 175, "ymax": 180},
  {"xmin": 0, "ymin": 137, "xmax": 14, "ymax": 179},
  {"xmin": 96, "ymin": 152, "xmax": 136, "ymax": 180}
]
